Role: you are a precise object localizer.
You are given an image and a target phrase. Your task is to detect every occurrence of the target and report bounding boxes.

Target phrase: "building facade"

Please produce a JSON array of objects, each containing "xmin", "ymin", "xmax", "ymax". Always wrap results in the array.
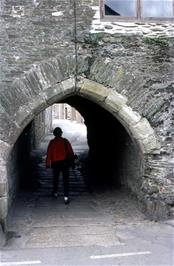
[
  {"xmin": 0, "ymin": 0, "xmax": 173, "ymax": 238},
  {"xmin": 52, "ymin": 103, "xmax": 84, "ymax": 123}
]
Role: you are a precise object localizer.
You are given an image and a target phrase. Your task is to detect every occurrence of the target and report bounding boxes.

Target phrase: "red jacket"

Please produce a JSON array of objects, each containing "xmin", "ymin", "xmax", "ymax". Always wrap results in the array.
[{"xmin": 46, "ymin": 137, "xmax": 74, "ymax": 167}]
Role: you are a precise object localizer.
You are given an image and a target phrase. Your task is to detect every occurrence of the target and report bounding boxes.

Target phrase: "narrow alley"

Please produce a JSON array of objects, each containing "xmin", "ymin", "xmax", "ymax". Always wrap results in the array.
[
  {"xmin": 1, "ymin": 120, "xmax": 173, "ymax": 266},
  {"xmin": 5, "ymin": 120, "xmax": 146, "ymax": 249},
  {"xmin": 0, "ymin": 1, "xmax": 174, "ymax": 265}
]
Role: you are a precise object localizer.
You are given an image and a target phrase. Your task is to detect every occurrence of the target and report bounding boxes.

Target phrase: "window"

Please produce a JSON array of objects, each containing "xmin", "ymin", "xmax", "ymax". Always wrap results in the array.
[
  {"xmin": 142, "ymin": 0, "xmax": 173, "ymax": 17},
  {"xmin": 101, "ymin": 0, "xmax": 174, "ymax": 20},
  {"xmin": 105, "ymin": 0, "xmax": 136, "ymax": 17}
]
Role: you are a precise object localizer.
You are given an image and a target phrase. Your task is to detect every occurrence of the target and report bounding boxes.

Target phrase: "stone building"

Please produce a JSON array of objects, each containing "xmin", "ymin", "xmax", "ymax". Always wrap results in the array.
[
  {"xmin": 31, "ymin": 103, "xmax": 84, "ymax": 149},
  {"xmin": 52, "ymin": 103, "xmax": 84, "ymax": 123},
  {"xmin": 0, "ymin": 0, "xmax": 174, "ymax": 238}
]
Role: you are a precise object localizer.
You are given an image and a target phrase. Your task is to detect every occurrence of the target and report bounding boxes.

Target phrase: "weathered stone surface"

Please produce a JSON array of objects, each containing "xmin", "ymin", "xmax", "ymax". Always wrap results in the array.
[
  {"xmin": 0, "ymin": 0, "xmax": 173, "ymax": 223},
  {"xmin": 0, "ymin": 223, "xmax": 5, "ymax": 247},
  {"xmin": 131, "ymin": 118, "xmax": 156, "ymax": 140},
  {"xmin": 23, "ymin": 69, "xmax": 43, "ymax": 94},
  {"xmin": 34, "ymin": 56, "xmax": 76, "ymax": 89},
  {"xmin": 13, "ymin": 105, "xmax": 34, "ymax": 129},
  {"xmin": 144, "ymin": 199, "xmax": 168, "ymax": 220},
  {"xmin": 38, "ymin": 61, "xmax": 63, "ymax": 87},
  {"xmin": 105, "ymin": 90, "xmax": 128, "ymax": 113},
  {"xmin": 0, "ymin": 105, "xmax": 20, "ymax": 145},
  {"xmin": 80, "ymin": 78, "xmax": 109, "ymax": 102},
  {"xmin": 43, "ymin": 83, "xmax": 64, "ymax": 105},
  {"xmin": 118, "ymin": 105, "xmax": 141, "ymax": 126},
  {"xmin": 0, "ymin": 141, "xmax": 11, "ymax": 161},
  {"xmin": 89, "ymin": 58, "xmax": 126, "ymax": 88},
  {"xmin": 0, "ymin": 197, "xmax": 8, "ymax": 221},
  {"xmin": 0, "ymin": 82, "xmax": 32, "ymax": 117},
  {"xmin": 142, "ymin": 180, "xmax": 159, "ymax": 195},
  {"xmin": 0, "ymin": 164, "xmax": 8, "ymax": 197},
  {"xmin": 139, "ymin": 134, "xmax": 160, "ymax": 154},
  {"xmin": 28, "ymin": 95, "xmax": 47, "ymax": 117},
  {"xmin": 44, "ymin": 78, "xmax": 75, "ymax": 105},
  {"xmin": 61, "ymin": 78, "xmax": 76, "ymax": 95},
  {"xmin": 77, "ymin": 55, "xmax": 91, "ymax": 75},
  {"xmin": 0, "ymin": 182, "xmax": 8, "ymax": 198}
]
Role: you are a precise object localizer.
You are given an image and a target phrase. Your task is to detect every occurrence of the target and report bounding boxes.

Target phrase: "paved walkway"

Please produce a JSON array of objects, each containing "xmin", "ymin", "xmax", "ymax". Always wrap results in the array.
[
  {"xmin": 1, "ymin": 121, "xmax": 174, "ymax": 265},
  {"xmin": 4, "ymin": 124, "xmax": 146, "ymax": 248},
  {"xmin": 2, "ymin": 186, "xmax": 174, "ymax": 265},
  {"xmin": 5, "ymin": 189, "xmax": 147, "ymax": 249},
  {"xmin": 5, "ymin": 126, "xmax": 146, "ymax": 249}
]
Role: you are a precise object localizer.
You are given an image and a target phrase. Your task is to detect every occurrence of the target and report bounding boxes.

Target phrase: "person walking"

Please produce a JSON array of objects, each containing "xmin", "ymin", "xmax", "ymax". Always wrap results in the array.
[{"xmin": 46, "ymin": 127, "xmax": 75, "ymax": 204}]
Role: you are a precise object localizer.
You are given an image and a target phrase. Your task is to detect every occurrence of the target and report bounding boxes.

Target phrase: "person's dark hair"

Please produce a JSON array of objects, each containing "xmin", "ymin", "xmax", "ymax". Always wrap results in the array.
[{"xmin": 53, "ymin": 127, "xmax": 63, "ymax": 137}]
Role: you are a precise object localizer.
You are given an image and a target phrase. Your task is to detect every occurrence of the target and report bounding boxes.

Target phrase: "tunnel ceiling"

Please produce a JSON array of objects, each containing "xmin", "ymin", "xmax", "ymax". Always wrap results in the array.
[
  {"xmin": 65, "ymin": 95, "xmax": 132, "ymax": 185},
  {"xmin": 65, "ymin": 94, "xmax": 129, "ymax": 153}
]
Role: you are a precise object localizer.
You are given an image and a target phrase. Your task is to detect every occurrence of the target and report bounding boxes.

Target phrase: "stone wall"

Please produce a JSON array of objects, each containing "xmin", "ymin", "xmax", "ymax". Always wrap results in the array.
[
  {"xmin": 7, "ymin": 122, "xmax": 35, "ymax": 203},
  {"xmin": 0, "ymin": 0, "xmax": 173, "ymax": 230},
  {"xmin": 33, "ymin": 107, "xmax": 53, "ymax": 147},
  {"xmin": 81, "ymin": 32, "xmax": 174, "ymax": 218},
  {"xmin": 7, "ymin": 141, "xmax": 20, "ymax": 206},
  {"xmin": 118, "ymin": 136, "xmax": 144, "ymax": 192},
  {"xmin": 75, "ymin": 1, "xmax": 174, "ymax": 218},
  {"xmin": 45, "ymin": 106, "xmax": 53, "ymax": 134},
  {"xmin": 34, "ymin": 111, "xmax": 46, "ymax": 148}
]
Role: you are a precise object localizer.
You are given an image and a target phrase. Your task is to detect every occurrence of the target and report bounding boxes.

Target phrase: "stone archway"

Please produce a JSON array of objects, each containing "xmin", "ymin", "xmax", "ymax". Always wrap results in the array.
[
  {"xmin": 78, "ymin": 78, "xmax": 159, "ymax": 154},
  {"xmin": 0, "ymin": 52, "xmax": 164, "ymax": 239},
  {"xmin": 0, "ymin": 78, "xmax": 159, "ymax": 234}
]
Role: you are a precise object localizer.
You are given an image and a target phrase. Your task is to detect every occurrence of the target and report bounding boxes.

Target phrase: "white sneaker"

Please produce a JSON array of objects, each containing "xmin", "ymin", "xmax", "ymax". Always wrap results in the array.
[{"xmin": 64, "ymin": 197, "xmax": 69, "ymax": 204}]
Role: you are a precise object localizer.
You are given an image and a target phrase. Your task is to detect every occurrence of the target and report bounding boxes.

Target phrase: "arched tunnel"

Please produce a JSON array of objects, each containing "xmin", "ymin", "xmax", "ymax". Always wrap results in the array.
[
  {"xmin": 7, "ymin": 95, "xmax": 144, "ymax": 204},
  {"xmin": 66, "ymin": 95, "xmax": 143, "ymax": 190}
]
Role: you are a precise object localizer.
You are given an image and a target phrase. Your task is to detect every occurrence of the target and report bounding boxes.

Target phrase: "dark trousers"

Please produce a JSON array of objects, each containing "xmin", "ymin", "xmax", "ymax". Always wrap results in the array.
[{"xmin": 52, "ymin": 161, "xmax": 69, "ymax": 197}]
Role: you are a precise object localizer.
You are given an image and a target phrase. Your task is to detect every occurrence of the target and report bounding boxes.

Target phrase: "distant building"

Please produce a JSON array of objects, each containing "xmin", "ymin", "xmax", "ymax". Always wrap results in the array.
[{"xmin": 52, "ymin": 104, "xmax": 84, "ymax": 124}]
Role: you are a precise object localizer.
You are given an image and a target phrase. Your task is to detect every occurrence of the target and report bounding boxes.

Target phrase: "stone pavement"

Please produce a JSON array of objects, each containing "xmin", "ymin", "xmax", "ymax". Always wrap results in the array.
[
  {"xmin": 5, "ymin": 188, "xmax": 147, "ymax": 249},
  {"xmin": 1, "ymin": 121, "xmax": 174, "ymax": 265},
  {"xmin": 1, "ymin": 187, "xmax": 174, "ymax": 265},
  {"xmin": 3, "ymin": 121, "xmax": 146, "ymax": 249}
]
